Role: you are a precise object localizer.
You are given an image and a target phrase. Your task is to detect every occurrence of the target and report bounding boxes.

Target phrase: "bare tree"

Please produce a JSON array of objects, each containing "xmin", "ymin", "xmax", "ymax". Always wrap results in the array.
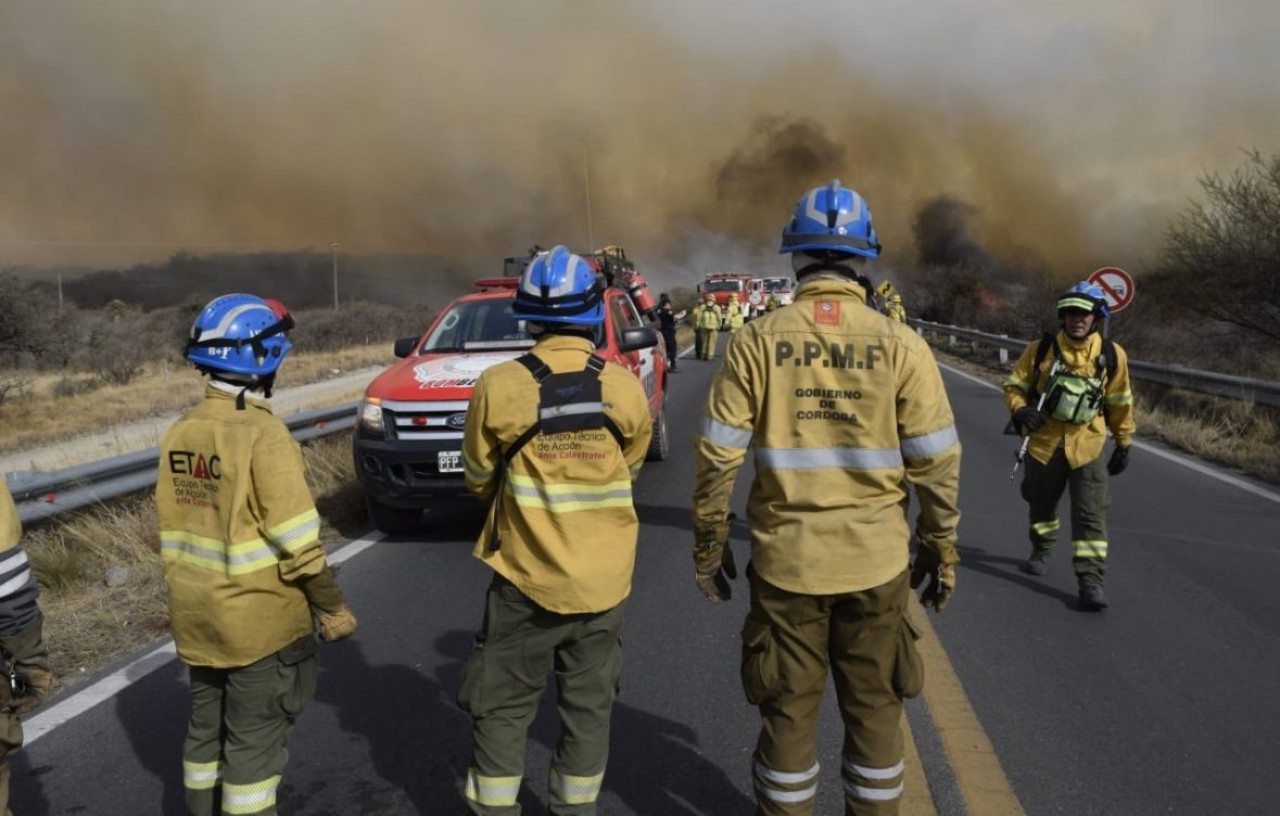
[{"xmin": 1155, "ymin": 150, "xmax": 1280, "ymax": 343}]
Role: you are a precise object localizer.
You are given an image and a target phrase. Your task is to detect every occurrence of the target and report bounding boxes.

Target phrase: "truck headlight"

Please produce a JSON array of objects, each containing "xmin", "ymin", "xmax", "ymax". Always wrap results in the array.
[{"xmin": 359, "ymin": 397, "xmax": 385, "ymax": 434}]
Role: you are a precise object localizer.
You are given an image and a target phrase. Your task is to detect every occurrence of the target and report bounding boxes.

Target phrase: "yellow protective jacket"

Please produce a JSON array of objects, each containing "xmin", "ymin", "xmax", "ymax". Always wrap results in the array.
[
  {"xmin": 1003, "ymin": 330, "xmax": 1135, "ymax": 468},
  {"xmin": 157, "ymin": 384, "xmax": 327, "ymax": 668},
  {"xmin": 463, "ymin": 334, "xmax": 652, "ymax": 614},
  {"xmin": 0, "ymin": 482, "xmax": 42, "ymax": 637},
  {"xmin": 697, "ymin": 304, "xmax": 722, "ymax": 331},
  {"xmin": 726, "ymin": 300, "xmax": 745, "ymax": 329},
  {"xmin": 693, "ymin": 278, "xmax": 962, "ymax": 596}
]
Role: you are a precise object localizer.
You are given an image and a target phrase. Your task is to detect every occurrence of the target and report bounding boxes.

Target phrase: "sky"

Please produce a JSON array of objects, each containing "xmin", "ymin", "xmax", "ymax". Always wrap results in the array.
[{"xmin": 1, "ymin": 0, "xmax": 1276, "ymax": 287}]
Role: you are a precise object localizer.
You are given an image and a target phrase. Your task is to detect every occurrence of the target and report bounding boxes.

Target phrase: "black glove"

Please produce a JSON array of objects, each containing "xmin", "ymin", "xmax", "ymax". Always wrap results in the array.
[
  {"xmin": 693, "ymin": 513, "xmax": 738, "ymax": 603},
  {"xmin": 1, "ymin": 620, "xmax": 52, "ymax": 715},
  {"xmin": 1014, "ymin": 406, "xmax": 1047, "ymax": 432},
  {"xmin": 1107, "ymin": 445, "xmax": 1130, "ymax": 476},
  {"xmin": 910, "ymin": 546, "xmax": 957, "ymax": 613}
]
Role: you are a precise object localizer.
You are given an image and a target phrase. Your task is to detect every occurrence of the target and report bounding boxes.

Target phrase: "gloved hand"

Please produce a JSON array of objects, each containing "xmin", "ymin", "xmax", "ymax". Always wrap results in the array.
[
  {"xmin": 315, "ymin": 605, "xmax": 358, "ymax": 642},
  {"xmin": 693, "ymin": 513, "xmax": 738, "ymax": 603},
  {"xmin": 910, "ymin": 547, "xmax": 956, "ymax": 613},
  {"xmin": 1, "ymin": 620, "xmax": 52, "ymax": 715},
  {"xmin": 1107, "ymin": 445, "xmax": 1130, "ymax": 476},
  {"xmin": 1014, "ymin": 406, "xmax": 1047, "ymax": 432}
]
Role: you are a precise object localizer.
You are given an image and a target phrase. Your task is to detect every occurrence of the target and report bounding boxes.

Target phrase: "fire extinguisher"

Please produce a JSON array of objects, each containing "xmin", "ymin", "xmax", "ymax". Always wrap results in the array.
[{"xmin": 623, "ymin": 270, "xmax": 658, "ymax": 319}]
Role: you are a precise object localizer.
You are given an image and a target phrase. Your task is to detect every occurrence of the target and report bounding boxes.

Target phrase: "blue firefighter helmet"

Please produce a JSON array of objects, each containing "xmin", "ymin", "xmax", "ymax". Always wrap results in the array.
[
  {"xmin": 513, "ymin": 245, "xmax": 606, "ymax": 325},
  {"xmin": 780, "ymin": 179, "xmax": 881, "ymax": 259},
  {"xmin": 1056, "ymin": 281, "xmax": 1110, "ymax": 320},
  {"xmin": 185, "ymin": 293, "xmax": 294, "ymax": 377}
]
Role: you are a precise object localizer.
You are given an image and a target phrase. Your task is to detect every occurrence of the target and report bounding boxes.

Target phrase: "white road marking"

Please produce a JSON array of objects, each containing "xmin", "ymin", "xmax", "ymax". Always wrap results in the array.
[
  {"xmin": 938, "ymin": 361, "xmax": 1280, "ymax": 506},
  {"xmin": 23, "ymin": 531, "xmax": 386, "ymax": 746}
]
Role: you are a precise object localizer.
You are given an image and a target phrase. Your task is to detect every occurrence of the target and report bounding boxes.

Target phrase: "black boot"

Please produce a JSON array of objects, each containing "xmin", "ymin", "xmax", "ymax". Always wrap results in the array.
[
  {"xmin": 1022, "ymin": 552, "xmax": 1048, "ymax": 576},
  {"xmin": 1079, "ymin": 583, "xmax": 1109, "ymax": 611}
]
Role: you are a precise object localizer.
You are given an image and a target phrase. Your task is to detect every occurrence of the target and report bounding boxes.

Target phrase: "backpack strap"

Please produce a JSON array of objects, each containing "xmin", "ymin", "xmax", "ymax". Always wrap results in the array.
[
  {"xmin": 1096, "ymin": 338, "xmax": 1118, "ymax": 382},
  {"xmin": 487, "ymin": 352, "xmax": 625, "ymax": 551},
  {"xmin": 584, "ymin": 356, "xmax": 626, "ymax": 448},
  {"xmin": 1025, "ymin": 332, "xmax": 1057, "ymax": 404}
]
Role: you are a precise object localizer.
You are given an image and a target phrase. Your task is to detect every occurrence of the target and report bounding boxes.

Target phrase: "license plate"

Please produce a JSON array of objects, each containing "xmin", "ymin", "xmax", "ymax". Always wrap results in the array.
[{"xmin": 437, "ymin": 451, "xmax": 463, "ymax": 473}]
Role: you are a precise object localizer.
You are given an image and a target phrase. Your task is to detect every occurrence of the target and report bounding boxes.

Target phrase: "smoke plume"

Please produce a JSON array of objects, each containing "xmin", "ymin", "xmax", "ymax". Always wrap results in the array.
[{"xmin": 2, "ymin": 1, "xmax": 1278, "ymax": 292}]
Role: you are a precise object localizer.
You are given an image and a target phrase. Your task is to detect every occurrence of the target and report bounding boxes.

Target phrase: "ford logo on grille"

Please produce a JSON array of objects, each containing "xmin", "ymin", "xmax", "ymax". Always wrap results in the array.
[{"xmin": 445, "ymin": 412, "xmax": 468, "ymax": 429}]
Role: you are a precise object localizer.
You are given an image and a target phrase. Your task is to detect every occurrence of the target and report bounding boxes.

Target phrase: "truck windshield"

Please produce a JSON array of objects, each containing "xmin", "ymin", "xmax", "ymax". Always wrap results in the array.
[
  {"xmin": 762, "ymin": 279, "xmax": 793, "ymax": 292},
  {"xmin": 421, "ymin": 299, "xmax": 535, "ymax": 352},
  {"xmin": 703, "ymin": 279, "xmax": 744, "ymax": 293},
  {"xmin": 419, "ymin": 298, "xmax": 606, "ymax": 353}
]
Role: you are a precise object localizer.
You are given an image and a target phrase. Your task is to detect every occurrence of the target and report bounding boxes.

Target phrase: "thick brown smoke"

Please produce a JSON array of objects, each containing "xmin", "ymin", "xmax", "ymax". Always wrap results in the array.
[{"xmin": 2, "ymin": 1, "xmax": 1277, "ymax": 290}]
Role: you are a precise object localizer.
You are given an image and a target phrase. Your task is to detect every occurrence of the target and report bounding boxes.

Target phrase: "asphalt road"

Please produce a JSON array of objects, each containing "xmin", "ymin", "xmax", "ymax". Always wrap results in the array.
[{"xmin": 14, "ymin": 333, "xmax": 1280, "ymax": 815}]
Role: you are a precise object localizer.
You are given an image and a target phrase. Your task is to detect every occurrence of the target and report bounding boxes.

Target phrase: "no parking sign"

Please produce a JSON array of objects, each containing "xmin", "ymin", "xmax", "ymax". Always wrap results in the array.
[{"xmin": 1087, "ymin": 267, "xmax": 1135, "ymax": 313}]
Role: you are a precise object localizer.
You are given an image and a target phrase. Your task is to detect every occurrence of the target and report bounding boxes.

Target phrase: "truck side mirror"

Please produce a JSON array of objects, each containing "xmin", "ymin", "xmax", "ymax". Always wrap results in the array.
[
  {"xmin": 618, "ymin": 326, "xmax": 659, "ymax": 353},
  {"xmin": 393, "ymin": 336, "xmax": 421, "ymax": 358}
]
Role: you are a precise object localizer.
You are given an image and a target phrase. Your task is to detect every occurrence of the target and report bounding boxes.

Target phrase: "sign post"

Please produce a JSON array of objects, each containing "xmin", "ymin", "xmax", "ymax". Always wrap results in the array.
[{"xmin": 1087, "ymin": 267, "xmax": 1135, "ymax": 313}]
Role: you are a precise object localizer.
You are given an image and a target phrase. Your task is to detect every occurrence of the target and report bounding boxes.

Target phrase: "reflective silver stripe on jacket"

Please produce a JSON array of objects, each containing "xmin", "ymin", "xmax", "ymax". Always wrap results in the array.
[
  {"xmin": 701, "ymin": 417, "xmax": 753, "ymax": 449},
  {"xmin": 755, "ymin": 446, "xmax": 903, "ymax": 470},
  {"xmin": 540, "ymin": 402, "xmax": 605, "ymax": 420},
  {"xmin": 900, "ymin": 425, "xmax": 959, "ymax": 461},
  {"xmin": 0, "ymin": 549, "xmax": 34, "ymax": 600}
]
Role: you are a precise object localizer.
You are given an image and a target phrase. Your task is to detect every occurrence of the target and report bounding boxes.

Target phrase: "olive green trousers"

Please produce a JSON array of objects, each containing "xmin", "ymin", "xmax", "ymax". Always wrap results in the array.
[
  {"xmin": 0, "ymin": 711, "xmax": 19, "ymax": 816},
  {"xmin": 1021, "ymin": 445, "xmax": 1111, "ymax": 586},
  {"xmin": 458, "ymin": 575, "xmax": 625, "ymax": 816},
  {"xmin": 742, "ymin": 567, "xmax": 922, "ymax": 816},
  {"xmin": 696, "ymin": 328, "xmax": 717, "ymax": 359},
  {"xmin": 183, "ymin": 636, "xmax": 318, "ymax": 816}
]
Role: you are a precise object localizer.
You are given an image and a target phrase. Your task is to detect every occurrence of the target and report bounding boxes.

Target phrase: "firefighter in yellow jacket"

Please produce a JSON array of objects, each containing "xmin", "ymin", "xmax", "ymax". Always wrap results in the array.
[
  {"xmin": 158, "ymin": 294, "xmax": 356, "ymax": 816},
  {"xmin": 459, "ymin": 246, "xmax": 652, "ymax": 815},
  {"xmin": 696, "ymin": 293, "xmax": 722, "ymax": 360},
  {"xmin": 725, "ymin": 293, "xmax": 746, "ymax": 331},
  {"xmin": 0, "ymin": 482, "xmax": 52, "ymax": 816},
  {"xmin": 885, "ymin": 294, "xmax": 907, "ymax": 324},
  {"xmin": 1003, "ymin": 281, "xmax": 1135, "ymax": 611},
  {"xmin": 693, "ymin": 181, "xmax": 961, "ymax": 815}
]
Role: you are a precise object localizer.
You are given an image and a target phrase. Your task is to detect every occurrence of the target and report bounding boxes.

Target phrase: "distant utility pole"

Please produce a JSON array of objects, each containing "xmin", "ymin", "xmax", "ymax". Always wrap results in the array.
[
  {"xmin": 57, "ymin": 273, "xmax": 64, "ymax": 310},
  {"xmin": 330, "ymin": 242, "xmax": 340, "ymax": 310}
]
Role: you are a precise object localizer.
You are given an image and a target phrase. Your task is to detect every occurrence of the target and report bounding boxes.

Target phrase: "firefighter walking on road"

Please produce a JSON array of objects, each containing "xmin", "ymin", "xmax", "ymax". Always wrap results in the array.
[
  {"xmin": 159, "ymin": 294, "xmax": 357, "ymax": 816},
  {"xmin": 458, "ymin": 246, "xmax": 652, "ymax": 815},
  {"xmin": 1004, "ymin": 281, "xmax": 1135, "ymax": 611},
  {"xmin": 0, "ymin": 482, "xmax": 52, "ymax": 816},
  {"xmin": 696, "ymin": 293, "xmax": 722, "ymax": 360},
  {"xmin": 692, "ymin": 180, "xmax": 962, "ymax": 815}
]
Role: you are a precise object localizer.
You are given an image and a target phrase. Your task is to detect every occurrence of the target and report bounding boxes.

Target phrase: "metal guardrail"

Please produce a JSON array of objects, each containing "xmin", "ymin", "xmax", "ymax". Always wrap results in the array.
[
  {"xmin": 911, "ymin": 319, "xmax": 1280, "ymax": 408},
  {"xmin": 5, "ymin": 401, "xmax": 359, "ymax": 524}
]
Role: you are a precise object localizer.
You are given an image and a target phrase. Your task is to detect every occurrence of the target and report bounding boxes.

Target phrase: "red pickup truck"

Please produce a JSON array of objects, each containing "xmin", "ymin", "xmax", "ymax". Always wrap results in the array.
[{"xmin": 353, "ymin": 260, "xmax": 669, "ymax": 533}]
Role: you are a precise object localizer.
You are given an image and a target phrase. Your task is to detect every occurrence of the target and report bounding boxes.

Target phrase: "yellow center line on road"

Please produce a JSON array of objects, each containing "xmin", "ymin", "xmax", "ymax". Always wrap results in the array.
[
  {"xmin": 902, "ymin": 712, "xmax": 938, "ymax": 816},
  {"xmin": 909, "ymin": 594, "xmax": 1026, "ymax": 815}
]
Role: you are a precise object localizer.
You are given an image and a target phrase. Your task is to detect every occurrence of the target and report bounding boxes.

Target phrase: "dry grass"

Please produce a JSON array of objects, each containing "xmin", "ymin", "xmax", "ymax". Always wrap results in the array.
[
  {"xmin": 928, "ymin": 338, "xmax": 1280, "ymax": 485},
  {"xmin": 0, "ymin": 345, "xmax": 391, "ymax": 454},
  {"xmin": 24, "ymin": 429, "xmax": 367, "ymax": 694}
]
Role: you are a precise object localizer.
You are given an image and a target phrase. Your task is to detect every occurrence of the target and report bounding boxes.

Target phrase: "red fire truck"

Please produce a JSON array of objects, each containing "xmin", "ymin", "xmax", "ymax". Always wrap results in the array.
[
  {"xmin": 697, "ymin": 272, "xmax": 753, "ymax": 315},
  {"xmin": 745, "ymin": 276, "xmax": 797, "ymax": 318}
]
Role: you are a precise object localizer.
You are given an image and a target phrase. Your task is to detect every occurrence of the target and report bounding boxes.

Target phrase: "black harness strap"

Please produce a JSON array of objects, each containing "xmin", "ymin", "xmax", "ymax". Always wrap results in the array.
[{"xmin": 487, "ymin": 353, "xmax": 625, "ymax": 551}]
